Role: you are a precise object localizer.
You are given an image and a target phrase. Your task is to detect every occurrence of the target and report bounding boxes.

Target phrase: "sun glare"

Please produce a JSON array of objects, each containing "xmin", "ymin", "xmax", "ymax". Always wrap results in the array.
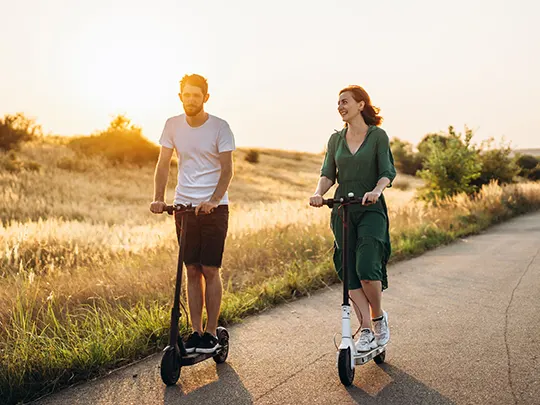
[{"xmin": 64, "ymin": 13, "xmax": 193, "ymax": 139}]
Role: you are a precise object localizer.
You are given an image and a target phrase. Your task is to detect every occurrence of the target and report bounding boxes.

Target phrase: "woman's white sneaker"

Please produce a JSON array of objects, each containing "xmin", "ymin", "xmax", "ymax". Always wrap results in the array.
[
  {"xmin": 355, "ymin": 328, "xmax": 378, "ymax": 352},
  {"xmin": 373, "ymin": 311, "xmax": 390, "ymax": 346}
]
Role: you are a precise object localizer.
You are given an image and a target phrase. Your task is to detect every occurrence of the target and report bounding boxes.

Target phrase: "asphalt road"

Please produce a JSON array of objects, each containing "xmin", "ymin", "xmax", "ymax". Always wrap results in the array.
[{"xmin": 33, "ymin": 211, "xmax": 540, "ymax": 405}]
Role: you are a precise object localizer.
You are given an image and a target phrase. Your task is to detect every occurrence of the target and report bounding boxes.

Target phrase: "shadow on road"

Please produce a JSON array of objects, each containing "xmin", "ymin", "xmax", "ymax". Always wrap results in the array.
[
  {"xmin": 346, "ymin": 363, "xmax": 456, "ymax": 405},
  {"xmin": 163, "ymin": 362, "xmax": 253, "ymax": 405}
]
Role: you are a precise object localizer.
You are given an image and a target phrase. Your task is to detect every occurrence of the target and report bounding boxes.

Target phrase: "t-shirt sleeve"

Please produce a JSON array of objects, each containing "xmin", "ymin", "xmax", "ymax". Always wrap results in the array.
[
  {"xmin": 376, "ymin": 129, "xmax": 397, "ymax": 186},
  {"xmin": 218, "ymin": 122, "xmax": 236, "ymax": 153},
  {"xmin": 158, "ymin": 118, "xmax": 174, "ymax": 149},
  {"xmin": 320, "ymin": 133, "xmax": 337, "ymax": 182}
]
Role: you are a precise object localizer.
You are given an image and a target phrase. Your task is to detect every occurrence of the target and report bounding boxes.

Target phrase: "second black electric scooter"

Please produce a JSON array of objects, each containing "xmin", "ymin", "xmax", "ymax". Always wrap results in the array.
[{"xmin": 159, "ymin": 203, "xmax": 230, "ymax": 386}]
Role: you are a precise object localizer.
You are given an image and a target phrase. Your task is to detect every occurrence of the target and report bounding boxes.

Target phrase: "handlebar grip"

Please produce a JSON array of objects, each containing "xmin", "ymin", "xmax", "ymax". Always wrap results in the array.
[
  {"xmin": 162, "ymin": 204, "xmax": 195, "ymax": 215},
  {"xmin": 322, "ymin": 199, "xmax": 334, "ymax": 208},
  {"xmin": 164, "ymin": 205, "xmax": 175, "ymax": 215}
]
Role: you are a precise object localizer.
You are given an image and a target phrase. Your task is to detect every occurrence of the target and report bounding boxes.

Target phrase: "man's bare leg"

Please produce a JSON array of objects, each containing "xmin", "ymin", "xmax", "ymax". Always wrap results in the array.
[
  {"xmin": 186, "ymin": 264, "xmax": 204, "ymax": 334},
  {"xmin": 201, "ymin": 265, "xmax": 222, "ymax": 336}
]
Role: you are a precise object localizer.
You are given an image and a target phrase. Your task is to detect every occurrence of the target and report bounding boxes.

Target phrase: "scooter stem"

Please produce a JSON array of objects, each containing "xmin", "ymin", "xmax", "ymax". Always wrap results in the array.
[
  {"xmin": 342, "ymin": 203, "xmax": 349, "ymax": 306},
  {"xmin": 168, "ymin": 212, "xmax": 187, "ymax": 349}
]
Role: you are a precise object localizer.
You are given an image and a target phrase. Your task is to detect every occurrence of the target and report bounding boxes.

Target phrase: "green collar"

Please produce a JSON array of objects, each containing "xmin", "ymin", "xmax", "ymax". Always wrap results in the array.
[{"xmin": 337, "ymin": 125, "xmax": 375, "ymax": 138}]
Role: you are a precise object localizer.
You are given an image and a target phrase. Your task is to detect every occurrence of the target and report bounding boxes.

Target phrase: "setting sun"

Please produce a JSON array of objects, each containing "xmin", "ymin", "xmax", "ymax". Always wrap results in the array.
[{"xmin": 2, "ymin": 0, "xmax": 539, "ymax": 151}]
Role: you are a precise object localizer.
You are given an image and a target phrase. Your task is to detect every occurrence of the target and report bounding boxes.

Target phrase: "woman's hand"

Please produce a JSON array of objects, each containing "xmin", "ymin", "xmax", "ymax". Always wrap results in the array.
[
  {"xmin": 362, "ymin": 190, "xmax": 381, "ymax": 205},
  {"xmin": 309, "ymin": 194, "xmax": 324, "ymax": 207}
]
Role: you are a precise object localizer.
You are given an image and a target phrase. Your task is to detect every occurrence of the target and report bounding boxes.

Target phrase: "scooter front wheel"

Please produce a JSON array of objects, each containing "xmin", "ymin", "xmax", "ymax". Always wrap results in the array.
[
  {"xmin": 338, "ymin": 348, "xmax": 355, "ymax": 386},
  {"xmin": 213, "ymin": 327, "xmax": 230, "ymax": 364},
  {"xmin": 160, "ymin": 347, "xmax": 181, "ymax": 385}
]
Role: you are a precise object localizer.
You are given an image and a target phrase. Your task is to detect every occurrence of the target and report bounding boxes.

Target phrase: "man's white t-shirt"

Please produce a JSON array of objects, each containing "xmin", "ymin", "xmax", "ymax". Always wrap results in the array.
[{"xmin": 159, "ymin": 114, "xmax": 236, "ymax": 206}]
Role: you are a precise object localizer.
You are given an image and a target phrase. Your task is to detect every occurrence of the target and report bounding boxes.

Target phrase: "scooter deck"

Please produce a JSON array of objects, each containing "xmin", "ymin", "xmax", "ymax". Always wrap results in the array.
[
  {"xmin": 180, "ymin": 345, "xmax": 223, "ymax": 366},
  {"xmin": 353, "ymin": 344, "xmax": 386, "ymax": 365}
]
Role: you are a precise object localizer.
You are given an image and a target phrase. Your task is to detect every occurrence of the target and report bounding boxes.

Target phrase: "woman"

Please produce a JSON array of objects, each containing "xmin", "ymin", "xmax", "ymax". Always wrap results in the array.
[{"xmin": 309, "ymin": 85, "xmax": 396, "ymax": 352}]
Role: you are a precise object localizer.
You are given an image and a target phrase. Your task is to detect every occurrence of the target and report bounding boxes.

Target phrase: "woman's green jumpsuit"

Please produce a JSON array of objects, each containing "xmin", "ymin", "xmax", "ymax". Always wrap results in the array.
[{"xmin": 320, "ymin": 125, "xmax": 397, "ymax": 290}]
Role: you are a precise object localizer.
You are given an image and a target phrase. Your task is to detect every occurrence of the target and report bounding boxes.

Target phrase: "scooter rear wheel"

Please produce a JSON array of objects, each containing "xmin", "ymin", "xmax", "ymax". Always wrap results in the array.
[
  {"xmin": 213, "ymin": 327, "xmax": 230, "ymax": 364},
  {"xmin": 338, "ymin": 348, "xmax": 355, "ymax": 386},
  {"xmin": 160, "ymin": 348, "xmax": 181, "ymax": 385}
]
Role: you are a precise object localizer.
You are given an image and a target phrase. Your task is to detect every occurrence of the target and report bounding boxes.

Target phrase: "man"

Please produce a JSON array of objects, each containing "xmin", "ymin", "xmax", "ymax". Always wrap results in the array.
[{"xmin": 150, "ymin": 74, "xmax": 235, "ymax": 354}]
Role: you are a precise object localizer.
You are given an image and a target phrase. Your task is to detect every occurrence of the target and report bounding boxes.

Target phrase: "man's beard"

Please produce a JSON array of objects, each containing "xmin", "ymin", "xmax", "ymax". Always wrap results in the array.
[{"xmin": 184, "ymin": 104, "xmax": 203, "ymax": 117}]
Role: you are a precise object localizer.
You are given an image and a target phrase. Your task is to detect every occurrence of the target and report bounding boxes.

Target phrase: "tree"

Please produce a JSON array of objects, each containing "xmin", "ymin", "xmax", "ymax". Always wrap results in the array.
[
  {"xmin": 390, "ymin": 138, "xmax": 423, "ymax": 175},
  {"xmin": 515, "ymin": 154, "xmax": 539, "ymax": 180},
  {"xmin": 0, "ymin": 113, "xmax": 42, "ymax": 151},
  {"xmin": 417, "ymin": 132, "xmax": 450, "ymax": 158},
  {"xmin": 68, "ymin": 114, "xmax": 159, "ymax": 165},
  {"xmin": 470, "ymin": 138, "xmax": 519, "ymax": 187},
  {"xmin": 417, "ymin": 126, "xmax": 482, "ymax": 202}
]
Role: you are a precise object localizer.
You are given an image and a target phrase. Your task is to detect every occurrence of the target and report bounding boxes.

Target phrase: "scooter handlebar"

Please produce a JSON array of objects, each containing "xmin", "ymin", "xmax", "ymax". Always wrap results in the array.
[
  {"xmin": 163, "ymin": 204, "xmax": 196, "ymax": 215},
  {"xmin": 322, "ymin": 194, "xmax": 364, "ymax": 208}
]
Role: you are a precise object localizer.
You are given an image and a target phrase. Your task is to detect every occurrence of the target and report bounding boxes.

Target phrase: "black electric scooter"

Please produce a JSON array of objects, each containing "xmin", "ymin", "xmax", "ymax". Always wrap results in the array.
[
  {"xmin": 322, "ymin": 193, "xmax": 386, "ymax": 386},
  {"xmin": 159, "ymin": 203, "xmax": 230, "ymax": 386}
]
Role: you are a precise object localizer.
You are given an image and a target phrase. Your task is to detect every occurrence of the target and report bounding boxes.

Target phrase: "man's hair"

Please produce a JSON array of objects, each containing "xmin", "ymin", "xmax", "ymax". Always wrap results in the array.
[{"xmin": 180, "ymin": 74, "xmax": 208, "ymax": 95}]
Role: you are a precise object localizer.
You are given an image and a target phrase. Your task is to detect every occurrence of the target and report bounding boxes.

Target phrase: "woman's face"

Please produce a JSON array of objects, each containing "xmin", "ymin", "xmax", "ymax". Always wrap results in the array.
[{"xmin": 338, "ymin": 91, "xmax": 364, "ymax": 123}]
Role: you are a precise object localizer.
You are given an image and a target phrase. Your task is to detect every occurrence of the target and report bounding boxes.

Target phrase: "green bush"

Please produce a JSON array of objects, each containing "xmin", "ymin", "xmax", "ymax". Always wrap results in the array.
[
  {"xmin": 529, "ymin": 167, "xmax": 540, "ymax": 181},
  {"xmin": 471, "ymin": 138, "xmax": 519, "ymax": 188},
  {"xmin": 56, "ymin": 156, "xmax": 93, "ymax": 172},
  {"xmin": 68, "ymin": 115, "xmax": 159, "ymax": 166},
  {"xmin": 0, "ymin": 113, "xmax": 41, "ymax": 151},
  {"xmin": 390, "ymin": 138, "xmax": 423, "ymax": 175},
  {"xmin": 245, "ymin": 149, "xmax": 260, "ymax": 164},
  {"xmin": 516, "ymin": 154, "xmax": 539, "ymax": 180},
  {"xmin": 0, "ymin": 151, "xmax": 41, "ymax": 173},
  {"xmin": 417, "ymin": 132, "xmax": 450, "ymax": 158},
  {"xmin": 0, "ymin": 151, "xmax": 22, "ymax": 172},
  {"xmin": 417, "ymin": 126, "xmax": 482, "ymax": 202},
  {"xmin": 516, "ymin": 154, "xmax": 538, "ymax": 171}
]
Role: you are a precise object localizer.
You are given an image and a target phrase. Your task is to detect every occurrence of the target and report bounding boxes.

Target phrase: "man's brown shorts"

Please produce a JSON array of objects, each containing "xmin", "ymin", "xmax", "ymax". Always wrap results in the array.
[{"xmin": 174, "ymin": 205, "xmax": 229, "ymax": 268}]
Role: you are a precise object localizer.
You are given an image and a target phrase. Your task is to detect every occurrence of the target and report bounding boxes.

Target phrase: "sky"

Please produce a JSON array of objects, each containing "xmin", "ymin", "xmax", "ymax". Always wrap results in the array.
[{"xmin": 1, "ymin": 0, "xmax": 539, "ymax": 153}]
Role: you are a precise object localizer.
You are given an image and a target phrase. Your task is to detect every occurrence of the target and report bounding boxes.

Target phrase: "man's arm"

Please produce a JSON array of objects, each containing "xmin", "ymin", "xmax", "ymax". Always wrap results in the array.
[
  {"xmin": 150, "ymin": 146, "xmax": 174, "ymax": 213},
  {"xmin": 195, "ymin": 151, "xmax": 234, "ymax": 214},
  {"xmin": 210, "ymin": 151, "xmax": 234, "ymax": 204}
]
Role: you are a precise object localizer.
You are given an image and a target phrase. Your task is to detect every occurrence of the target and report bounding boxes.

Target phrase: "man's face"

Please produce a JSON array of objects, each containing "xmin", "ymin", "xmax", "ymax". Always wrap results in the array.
[{"xmin": 179, "ymin": 84, "xmax": 208, "ymax": 116}]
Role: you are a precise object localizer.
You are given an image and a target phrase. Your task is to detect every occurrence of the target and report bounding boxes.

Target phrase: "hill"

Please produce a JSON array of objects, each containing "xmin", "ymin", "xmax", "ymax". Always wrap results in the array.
[
  {"xmin": 513, "ymin": 148, "xmax": 540, "ymax": 157},
  {"xmin": 0, "ymin": 138, "xmax": 416, "ymax": 225}
]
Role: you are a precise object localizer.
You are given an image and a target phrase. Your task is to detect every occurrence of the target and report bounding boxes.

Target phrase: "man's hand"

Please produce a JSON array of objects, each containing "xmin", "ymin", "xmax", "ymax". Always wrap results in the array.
[
  {"xmin": 362, "ymin": 190, "xmax": 381, "ymax": 205},
  {"xmin": 309, "ymin": 194, "xmax": 324, "ymax": 207},
  {"xmin": 150, "ymin": 201, "xmax": 167, "ymax": 214},
  {"xmin": 195, "ymin": 200, "xmax": 218, "ymax": 215}
]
